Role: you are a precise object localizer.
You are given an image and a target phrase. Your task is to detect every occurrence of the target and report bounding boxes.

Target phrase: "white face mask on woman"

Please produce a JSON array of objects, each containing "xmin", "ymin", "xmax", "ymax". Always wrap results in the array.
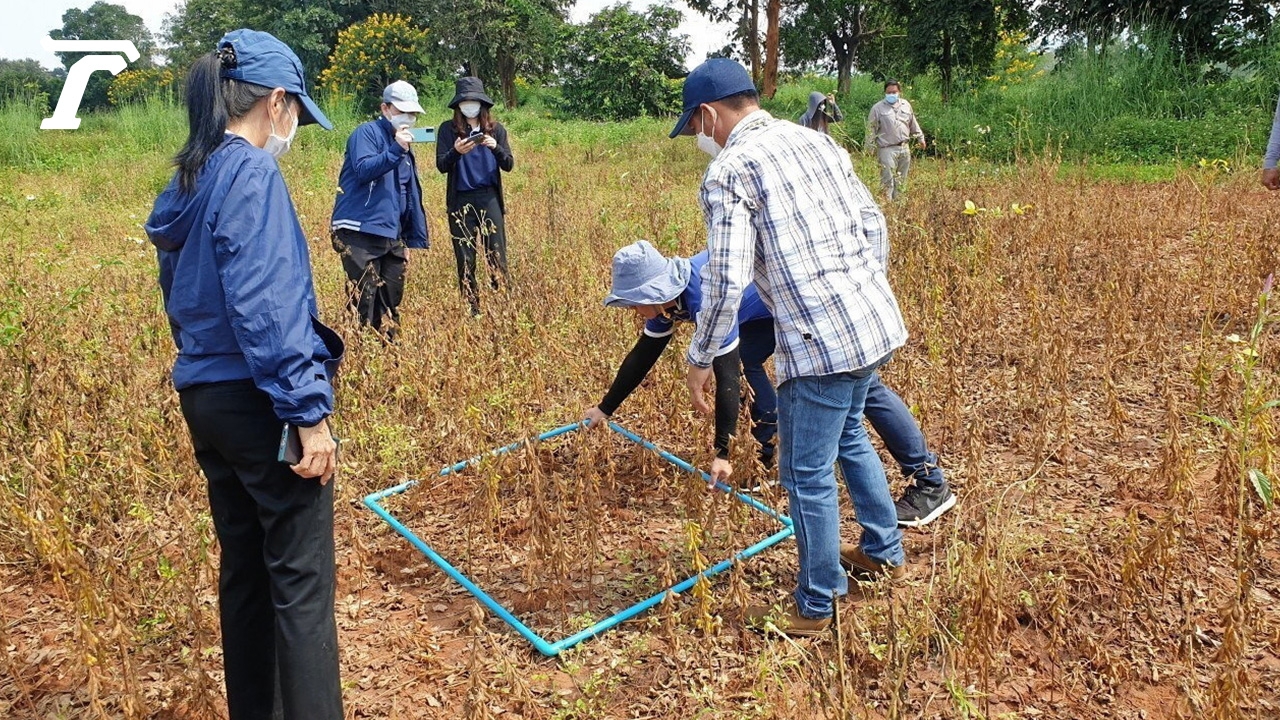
[
  {"xmin": 695, "ymin": 106, "xmax": 722, "ymax": 159},
  {"xmin": 264, "ymin": 103, "xmax": 298, "ymax": 159},
  {"xmin": 458, "ymin": 100, "xmax": 482, "ymax": 119}
]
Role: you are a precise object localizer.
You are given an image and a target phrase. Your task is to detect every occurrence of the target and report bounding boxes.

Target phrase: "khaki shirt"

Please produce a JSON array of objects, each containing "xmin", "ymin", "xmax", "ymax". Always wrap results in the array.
[{"xmin": 867, "ymin": 98, "xmax": 924, "ymax": 148}]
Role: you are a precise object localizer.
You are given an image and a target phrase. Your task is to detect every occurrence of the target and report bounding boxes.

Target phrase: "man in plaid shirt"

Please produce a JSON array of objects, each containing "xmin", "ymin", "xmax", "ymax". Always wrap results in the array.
[{"xmin": 672, "ymin": 58, "xmax": 909, "ymax": 637}]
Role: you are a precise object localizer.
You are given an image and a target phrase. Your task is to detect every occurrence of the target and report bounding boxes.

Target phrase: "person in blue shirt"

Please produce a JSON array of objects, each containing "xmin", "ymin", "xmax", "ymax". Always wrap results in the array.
[
  {"xmin": 330, "ymin": 80, "xmax": 429, "ymax": 340},
  {"xmin": 144, "ymin": 30, "xmax": 344, "ymax": 720},
  {"xmin": 584, "ymin": 241, "xmax": 953, "ymax": 526},
  {"xmin": 435, "ymin": 76, "xmax": 515, "ymax": 317},
  {"xmin": 582, "ymin": 241, "xmax": 761, "ymax": 487}
]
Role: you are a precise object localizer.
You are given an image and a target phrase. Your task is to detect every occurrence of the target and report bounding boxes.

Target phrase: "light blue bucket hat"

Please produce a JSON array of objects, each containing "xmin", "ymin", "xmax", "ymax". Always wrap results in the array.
[{"xmin": 603, "ymin": 240, "xmax": 692, "ymax": 307}]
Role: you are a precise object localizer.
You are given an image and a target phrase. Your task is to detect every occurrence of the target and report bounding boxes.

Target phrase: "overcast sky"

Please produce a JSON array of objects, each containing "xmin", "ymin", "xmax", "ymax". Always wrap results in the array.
[{"xmin": 4, "ymin": 1, "xmax": 733, "ymax": 70}]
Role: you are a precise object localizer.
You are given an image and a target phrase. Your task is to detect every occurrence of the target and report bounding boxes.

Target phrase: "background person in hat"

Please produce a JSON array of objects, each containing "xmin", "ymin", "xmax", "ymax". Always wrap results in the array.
[
  {"xmin": 581, "ymin": 240, "xmax": 763, "ymax": 487},
  {"xmin": 436, "ymin": 76, "xmax": 515, "ymax": 317},
  {"xmin": 330, "ymin": 80, "xmax": 430, "ymax": 340},
  {"xmin": 797, "ymin": 90, "xmax": 843, "ymax": 135},
  {"xmin": 671, "ymin": 57, "xmax": 908, "ymax": 638},
  {"xmin": 144, "ymin": 29, "xmax": 345, "ymax": 720},
  {"xmin": 867, "ymin": 79, "xmax": 926, "ymax": 200}
]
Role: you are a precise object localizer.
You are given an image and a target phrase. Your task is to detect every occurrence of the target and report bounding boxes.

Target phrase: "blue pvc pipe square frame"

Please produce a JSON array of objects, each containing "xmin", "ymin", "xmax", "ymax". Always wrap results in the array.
[{"xmin": 362, "ymin": 420, "xmax": 795, "ymax": 657}]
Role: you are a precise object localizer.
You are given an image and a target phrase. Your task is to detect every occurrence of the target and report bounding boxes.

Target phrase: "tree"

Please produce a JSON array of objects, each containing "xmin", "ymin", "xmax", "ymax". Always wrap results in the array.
[
  {"xmin": 318, "ymin": 14, "xmax": 433, "ymax": 113},
  {"xmin": 162, "ymin": 0, "xmax": 372, "ymax": 77},
  {"xmin": 688, "ymin": 0, "xmax": 762, "ymax": 85},
  {"xmin": 49, "ymin": 2, "xmax": 156, "ymax": 111},
  {"xmin": 762, "ymin": 0, "xmax": 780, "ymax": 98},
  {"xmin": 0, "ymin": 60, "xmax": 60, "ymax": 107},
  {"xmin": 892, "ymin": 0, "xmax": 1027, "ymax": 102},
  {"xmin": 559, "ymin": 4, "xmax": 689, "ymax": 120},
  {"xmin": 780, "ymin": 0, "xmax": 899, "ymax": 94},
  {"xmin": 1034, "ymin": 0, "xmax": 1279, "ymax": 63},
  {"xmin": 417, "ymin": 0, "xmax": 568, "ymax": 108}
]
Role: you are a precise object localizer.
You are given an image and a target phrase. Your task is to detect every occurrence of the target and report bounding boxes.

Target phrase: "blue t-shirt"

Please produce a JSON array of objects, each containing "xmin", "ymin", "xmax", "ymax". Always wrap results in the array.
[
  {"xmin": 456, "ymin": 142, "xmax": 498, "ymax": 192},
  {"xmin": 643, "ymin": 250, "xmax": 771, "ymax": 355}
]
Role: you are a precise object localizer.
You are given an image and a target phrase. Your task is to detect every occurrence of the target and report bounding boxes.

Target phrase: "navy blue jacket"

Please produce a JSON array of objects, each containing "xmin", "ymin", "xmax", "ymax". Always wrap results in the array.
[
  {"xmin": 146, "ymin": 135, "xmax": 344, "ymax": 427},
  {"xmin": 331, "ymin": 117, "xmax": 429, "ymax": 247}
]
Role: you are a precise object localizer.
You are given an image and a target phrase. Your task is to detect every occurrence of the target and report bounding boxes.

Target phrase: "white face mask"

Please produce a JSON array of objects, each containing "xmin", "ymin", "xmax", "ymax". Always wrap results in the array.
[
  {"xmin": 459, "ymin": 101, "xmax": 482, "ymax": 119},
  {"xmin": 388, "ymin": 111, "xmax": 416, "ymax": 129},
  {"xmin": 695, "ymin": 107, "xmax": 722, "ymax": 159},
  {"xmin": 264, "ymin": 104, "xmax": 298, "ymax": 159}
]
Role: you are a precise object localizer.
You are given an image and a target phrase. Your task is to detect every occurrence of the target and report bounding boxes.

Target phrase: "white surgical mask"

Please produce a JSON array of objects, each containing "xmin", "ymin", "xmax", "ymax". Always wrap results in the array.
[
  {"xmin": 695, "ymin": 107, "xmax": 722, "ymax": 158},
  {"xmin": 885, "ymin": 93, "xmax": 899, "ymax": 104},
  {"xmin": 388, "ymin": 111, "xmax": 416, "ymax": 129},
  {"xmin": 264, "ymin": 104, "xmax": 298, "ymax": 159},
  {"xmin": 459, "ymin": 101, "xmax": 482, "ymax": 119}
]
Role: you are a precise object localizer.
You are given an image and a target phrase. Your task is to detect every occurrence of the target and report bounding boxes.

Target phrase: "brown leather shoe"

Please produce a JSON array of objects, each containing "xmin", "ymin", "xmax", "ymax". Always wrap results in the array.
[
  {"xmin": 840, "ymin": 543, "xmax": 906, "ymax": 581},
  {"xmin": 744, "ymin": 602, "xmax": 831, "ymax": 637}
]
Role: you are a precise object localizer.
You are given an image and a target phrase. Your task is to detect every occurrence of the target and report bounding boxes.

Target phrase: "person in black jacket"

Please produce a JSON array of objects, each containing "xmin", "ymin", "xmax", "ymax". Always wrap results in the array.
[
  {"xmin": 435, "ymin": 76, "xmax": 515, "ymax": 317},
  {"xmin": 331, "ymin": 81, "xmax": 429, "ymax": 340}
]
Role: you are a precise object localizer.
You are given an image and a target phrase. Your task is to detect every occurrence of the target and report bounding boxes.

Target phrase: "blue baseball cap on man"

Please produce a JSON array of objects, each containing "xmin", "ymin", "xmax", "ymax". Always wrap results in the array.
[
  {"xmin": 218, "ymin": 29, "xmax": 333, "ymax": 130},
  {"xmin": 669, "ymin": 58, "xmax": 756, "ymax": 138}
]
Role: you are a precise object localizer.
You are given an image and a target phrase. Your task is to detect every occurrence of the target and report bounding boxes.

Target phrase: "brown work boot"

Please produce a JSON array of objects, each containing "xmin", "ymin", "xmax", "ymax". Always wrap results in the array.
[
  {"xmin": 743, "ymin": 602, "xmax": 831, "ymax": 637},
  {"xmin": 840, "ymin": 543, "xmax": 906, "ymax": 581}
]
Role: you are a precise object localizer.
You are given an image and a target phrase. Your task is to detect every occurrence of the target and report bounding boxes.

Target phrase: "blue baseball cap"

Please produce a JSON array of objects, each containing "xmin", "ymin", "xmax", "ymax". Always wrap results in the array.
[
  {"xmin": 669, "ymin": 58, "xmax": 756, "ymax": 138},
  {"xmin": 603, "ymin": 241, "xmax": 692, "ymax": 308},
  {"xmin": 218, "ymin": 29, "xmax": 332, "ymax": 130}
]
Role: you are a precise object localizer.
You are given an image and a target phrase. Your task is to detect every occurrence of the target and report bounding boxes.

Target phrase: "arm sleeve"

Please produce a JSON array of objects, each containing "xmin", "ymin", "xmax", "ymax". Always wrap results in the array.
[
  {"xmin": 829, "ymin": 100, "xmax": 844, "ymax": 123},
  {"xmin": 712, "ymin": 346, "xmax": 741, "ymax": 459},
  {"xmin": 214, "ymin": 165, "xmax": 333, "ymax": 426},
  {"xmin": 867, "ymin": 107, "xmax": 878, "ymax": 147},
  {"xmin": 598, "ymin": 332, "xmax": 671, "ymax": 415},
  {"xmin": 436, "ymin": 124, "xmax": 461, "ymax": 173},
  {"xmin": 1266, "ymin": 92, "xmax": 1280, "ymax": 170},
  {"xmin": 687, "ymin": 167, "xmax": 755, "ymax": 369},
  {"xmin": 910, "ymin": 110, "xmax": 924, "ymax": 140},
  {"xmin": 351, "ymin": 126, "xmax": 406, "ymax": 186},
  {"xmin": 492, "ymin": 124, "xmax": 515, "ymax": 172}
]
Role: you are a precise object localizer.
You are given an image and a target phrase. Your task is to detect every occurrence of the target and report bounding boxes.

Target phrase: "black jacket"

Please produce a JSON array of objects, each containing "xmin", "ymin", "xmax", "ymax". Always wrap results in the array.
[{"xmin": 435, "ymin": 120, "xmax": 514, "ymax": 212}]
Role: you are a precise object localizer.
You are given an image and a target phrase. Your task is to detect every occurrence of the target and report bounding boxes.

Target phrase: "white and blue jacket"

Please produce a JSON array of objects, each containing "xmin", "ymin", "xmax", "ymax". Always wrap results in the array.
[{"xmin": 330, "ymin": 116, "xmax": 429, "ymax": 247}]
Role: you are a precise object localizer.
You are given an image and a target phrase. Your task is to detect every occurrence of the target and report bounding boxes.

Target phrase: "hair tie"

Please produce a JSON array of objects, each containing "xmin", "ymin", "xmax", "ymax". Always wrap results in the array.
[{"xmin": 218, "ymin": 45, "xmax": 238, "ymax": 70}]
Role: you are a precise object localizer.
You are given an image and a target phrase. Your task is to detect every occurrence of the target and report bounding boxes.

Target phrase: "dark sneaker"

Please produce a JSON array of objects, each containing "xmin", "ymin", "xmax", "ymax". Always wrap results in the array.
[
  {"xmin": 894, "ymin": 483, "xmax": 956, "ymax": 528},
  {"xmin": 839, "ymin": 543, "xmax": 907, "ymax": 581},
  {"xmin": 736, "ymin": 476, "xmax": 762, "ymax": 493},
  {"xmin": 744, "ymin": 602, "xmax": 831, "ymax": 637}
]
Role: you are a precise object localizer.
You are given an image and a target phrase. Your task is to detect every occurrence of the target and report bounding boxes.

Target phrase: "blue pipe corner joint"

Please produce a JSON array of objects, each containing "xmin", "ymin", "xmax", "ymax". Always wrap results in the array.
[{"xmin": 362, "ymin": 420, "xmax": 795, "ymax": 657}]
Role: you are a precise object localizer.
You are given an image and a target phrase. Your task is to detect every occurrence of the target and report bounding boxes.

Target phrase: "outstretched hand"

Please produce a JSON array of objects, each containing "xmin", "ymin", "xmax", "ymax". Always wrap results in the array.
[{"xmin": 686, "ymin": 364, "xmax": 714, "ymax": 415}]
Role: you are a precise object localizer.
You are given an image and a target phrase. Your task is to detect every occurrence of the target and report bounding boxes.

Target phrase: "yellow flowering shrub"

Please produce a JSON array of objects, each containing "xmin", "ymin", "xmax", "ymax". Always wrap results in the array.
[
  {"xmin": 108, "ymin": 67, "xmax": 178, "ymax": 106},
  {"xmin": 985, "ymin": 31, "xmax": 1045, "ymax": 89},
  {"xmin": 319, "ymin": 14, "xmax": 430, "ymax": 111}
]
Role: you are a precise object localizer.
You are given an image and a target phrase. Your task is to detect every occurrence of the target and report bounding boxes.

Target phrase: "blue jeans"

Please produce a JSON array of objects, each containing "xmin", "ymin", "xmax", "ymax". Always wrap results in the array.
[
  {"xmin": 740, "ymin": 320, "xmax": 941, "ymax": 487},
  {"xmin": 865, "ymin": 374, "xmax": 945, "ymax": 488},
  {"xmin": 778, "ymin": 369, "xmax": 905, "ymax": 619},
  {"xmin": 738, "ymin": 319, "xmax": 778, "ymax": 460}
]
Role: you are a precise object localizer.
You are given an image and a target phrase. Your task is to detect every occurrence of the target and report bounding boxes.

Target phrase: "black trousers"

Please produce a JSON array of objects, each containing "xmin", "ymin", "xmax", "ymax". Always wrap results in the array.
[
  {"xmin": 448, "ymin": 188, "xmax": 507, "ymax": 312},
  {"xmin": 178, "ymin": 380, "xmax": 343, "ymax": 720},
  {"xmin": 332, "ymin": 229, "xmax": 406, "ymax": 336}
]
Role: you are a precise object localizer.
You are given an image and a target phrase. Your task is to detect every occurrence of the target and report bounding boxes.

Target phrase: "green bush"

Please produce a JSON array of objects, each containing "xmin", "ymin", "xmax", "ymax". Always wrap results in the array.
[{"xmin": 558, "ymin": 4, "xmax": 687, "ymax": 121}]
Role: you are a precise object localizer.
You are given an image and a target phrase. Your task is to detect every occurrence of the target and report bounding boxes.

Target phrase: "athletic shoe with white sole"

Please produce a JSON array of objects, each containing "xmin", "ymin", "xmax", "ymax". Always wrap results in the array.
[{"xmin": 894, "ymin": 483, "xmax": 956, "ymax": 527}]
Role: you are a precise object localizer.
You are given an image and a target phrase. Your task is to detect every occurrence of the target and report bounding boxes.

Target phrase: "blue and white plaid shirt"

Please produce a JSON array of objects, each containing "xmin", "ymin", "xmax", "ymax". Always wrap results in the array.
[{"xmin": 687, "ymin": 110, "xmax": 907, "ymax": 383}]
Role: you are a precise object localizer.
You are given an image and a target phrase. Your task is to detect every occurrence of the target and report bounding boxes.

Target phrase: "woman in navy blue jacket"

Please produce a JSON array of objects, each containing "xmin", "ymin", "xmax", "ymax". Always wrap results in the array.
[
  {"xmin": 144, "ymin": 30, "xmax": 344, "ymax": 720},
  {"xmin": 436, "ymin": 76, "xmax": 515, "ymax": 316},
  {"xmin": 330, "ymin": 80, "xmax": 429, "ymax": 339}
]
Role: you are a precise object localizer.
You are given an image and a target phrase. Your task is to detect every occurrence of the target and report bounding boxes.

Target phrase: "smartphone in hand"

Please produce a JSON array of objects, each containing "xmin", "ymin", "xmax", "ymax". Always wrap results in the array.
[
  {"xmin": 278, "ymin": 423, "xmax": 303, "ymax": 465},
  {"xmin": 408, "ymin": 127, "xmax": 434, "ymax": 143}
]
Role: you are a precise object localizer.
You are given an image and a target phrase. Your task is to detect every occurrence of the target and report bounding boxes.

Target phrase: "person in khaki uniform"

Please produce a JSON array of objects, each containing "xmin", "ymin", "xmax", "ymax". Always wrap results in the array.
[{"xmin": 867, "ymin": 79, "xmax": 925, "ymax": 200}]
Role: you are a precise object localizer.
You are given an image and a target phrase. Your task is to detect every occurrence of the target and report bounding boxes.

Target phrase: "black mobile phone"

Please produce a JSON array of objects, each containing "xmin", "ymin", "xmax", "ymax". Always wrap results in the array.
[
  {"xmin": 278, "ymin": 423, "xmax": 303, "ymax": 465},
  {"xmin": 467, "ymin": 127, "xmax": 485, "ymax": 140}
]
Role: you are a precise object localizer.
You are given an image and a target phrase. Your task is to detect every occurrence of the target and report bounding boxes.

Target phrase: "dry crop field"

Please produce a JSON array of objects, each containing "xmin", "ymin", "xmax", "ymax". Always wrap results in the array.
[{"xmin": 0, "ymin": 107, "xmax": 1277, "ymax": 719}]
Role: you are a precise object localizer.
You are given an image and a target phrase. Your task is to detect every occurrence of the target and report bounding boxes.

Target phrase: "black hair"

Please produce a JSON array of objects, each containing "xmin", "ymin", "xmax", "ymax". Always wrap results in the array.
[
  {"xmin": 884, "ymin": 79, "xmax": 900, "ymax": 91},
  {"xmin": 174, "ymin": 47, "xmax": 276, "ymax": 194},
  {"xmin": 719, "ymin": 89, "xmax": 760, "ymax": 111}
]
